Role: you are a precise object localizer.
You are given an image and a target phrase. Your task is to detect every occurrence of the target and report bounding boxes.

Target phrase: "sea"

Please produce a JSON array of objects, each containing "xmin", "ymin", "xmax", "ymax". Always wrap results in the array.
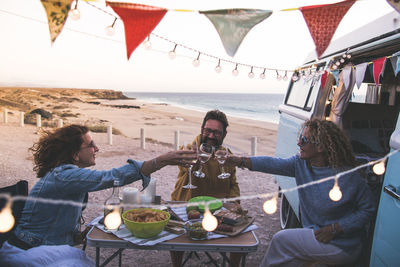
[{"xmin": 123, "ymin": 92, "xmax": 285, "ymax": 124}]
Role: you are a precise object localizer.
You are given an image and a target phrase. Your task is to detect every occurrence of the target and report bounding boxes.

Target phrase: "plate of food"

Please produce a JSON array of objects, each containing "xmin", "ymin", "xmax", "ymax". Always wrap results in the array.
[{"xmin": 188, "ymin": 196, "xmax": 222, "ymax": 213}]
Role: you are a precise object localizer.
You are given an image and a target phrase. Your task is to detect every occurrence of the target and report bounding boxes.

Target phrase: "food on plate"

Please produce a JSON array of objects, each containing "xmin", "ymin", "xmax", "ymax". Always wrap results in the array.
[
  {"xmin": 187, "ymin": 210, "xmax": 201, "ymax": 220},
  {"xmin": 186, "ymin": 205, "xmax": 199, "ymax": 213},
  {"xmin": 167, "ymin": 219, "xmax": 185, "ymax": 228},
  {"xmin": 165, "ymin": 225, "xmax": 185, "ymax": 234},
  {"xmin": 213, "ymin": 209, "xmax": 248, "ymax": 225},
  {"xmin": 125, "ymin": 208, "xmax": 169, "ymax": 222},
  {"xmin": 184, "ymin": 220, "xmax": 208, "ymax": 240},
  {"xmin": 216, "ymin": 223, "xmax": 234, "ymax": 232}
]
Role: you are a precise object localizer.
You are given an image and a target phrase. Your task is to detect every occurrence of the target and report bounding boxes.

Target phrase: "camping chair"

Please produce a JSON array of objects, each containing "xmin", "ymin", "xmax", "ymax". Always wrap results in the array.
[{"xmin": 0, "ymin": 180, "xmax": 28, "ymax": 247}]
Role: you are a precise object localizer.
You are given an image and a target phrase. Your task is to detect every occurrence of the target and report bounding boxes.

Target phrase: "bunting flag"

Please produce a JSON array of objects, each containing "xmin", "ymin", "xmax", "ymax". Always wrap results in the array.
[
  {"xmin": 355, "ymin": 63, "xmax": 368, "ymax": 89},
  {"xmin": 390, "ymin": 51, "xmax": 400, "ymax": 76},
  {"xmin": 387, "ymin": 0, "xmax": 400, "ymax": 13},
  {"xmin": 200, "ymin": 9, "xmax": 273, "ymax": 57},
  {"xmin": 331, "ymin": 70, "xmax": 340, "ymax": 85},
  {"xmin": 373, "ymin": 57, "xmax": 386, "ymax": 85},
  {"xmin": 299, "ymin": 0, "xmax": 355, "ymax": 58},
  {"xmin": 107, "ymin": 2, "xmax": 167, "ymax": 60},
  {"xmin": 342, "ymin": 64, "xmax": 353, "ymax": 90},
  {"xmin": 321, "ymin": 71, "xmax": 328, "ymax": 89},
  {"xmin": 40, "ymin": 0, "xmax": 73, "ymax": 43}
]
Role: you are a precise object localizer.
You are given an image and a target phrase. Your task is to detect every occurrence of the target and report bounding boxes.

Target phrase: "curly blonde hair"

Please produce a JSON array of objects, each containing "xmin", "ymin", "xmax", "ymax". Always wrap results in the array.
[{"xmin": 303, "ymin": 119, "xmax": 356, "ymax": 169}]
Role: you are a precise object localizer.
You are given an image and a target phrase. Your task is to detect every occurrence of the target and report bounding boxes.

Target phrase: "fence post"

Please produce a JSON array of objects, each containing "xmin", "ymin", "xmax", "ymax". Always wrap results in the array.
[
  {"xmin": 20, "ymin": 112, "xmax": 24, "ymax": 127},
  {"xmin": 140, "ymin": 128, "xmax": 145, "ymax": 149},
  {"xmin": 3, "ymin": 108, "xmax": 8, "ymax": 124},
  {"xmin": 251, "ymin": 136, "xmax": 257, "ymax": 156},
  {"xmin": 107, "ymin": 125, "xmax": 113, "ymax": 145},
  {"xmin": 174, "ymin": 130, "xmax": 180, "ymax": 150},
  {"xmin": 36, "ymin": 114, "xmax": 41, "ymax": 128},
  {"xmin": 57, "ymin": 119, "xmax": 63, "ymax": 128}
]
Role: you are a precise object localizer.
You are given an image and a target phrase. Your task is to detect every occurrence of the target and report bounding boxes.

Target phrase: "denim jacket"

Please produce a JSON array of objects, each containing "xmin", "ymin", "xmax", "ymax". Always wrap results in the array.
[{"xmin": 14, "ymin": 159, "xmax": 150, "ymax": 247}]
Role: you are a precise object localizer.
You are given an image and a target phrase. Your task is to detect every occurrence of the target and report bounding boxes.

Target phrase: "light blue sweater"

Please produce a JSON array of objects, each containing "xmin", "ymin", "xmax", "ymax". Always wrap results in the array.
[{"xmin": 251, "ymin": 155, "xmax": 376, "ymax": 252}]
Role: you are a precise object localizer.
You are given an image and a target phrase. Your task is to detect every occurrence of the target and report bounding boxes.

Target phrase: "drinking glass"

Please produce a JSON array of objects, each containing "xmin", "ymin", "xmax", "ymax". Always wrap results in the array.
[
  {"xmin": 194, "ymin": 143, "xmax": 214, "ymax": 178},
  {"xmin": 215, "ymin": 146, "xmax": 231, "ymax": 179},
  {"xmin": 183, "ymin": 143, "xmax": 198, "ymax": 189}
]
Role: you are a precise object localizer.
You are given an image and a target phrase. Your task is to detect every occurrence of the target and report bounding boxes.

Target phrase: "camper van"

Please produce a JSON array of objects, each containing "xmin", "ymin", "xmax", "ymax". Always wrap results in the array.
[{"xmin": 274, "ymin": 11, "xmax": 400, "ymax": 266}]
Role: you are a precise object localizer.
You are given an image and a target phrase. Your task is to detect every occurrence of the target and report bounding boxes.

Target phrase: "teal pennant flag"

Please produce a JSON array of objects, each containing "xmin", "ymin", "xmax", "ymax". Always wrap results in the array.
[
  {"xmin": 200, "ymin": 9, "xmax": 273, "ymax": 57},
  {"xmin": 390, "ymin": 51, "xmax": 400, "ymax": 76}
]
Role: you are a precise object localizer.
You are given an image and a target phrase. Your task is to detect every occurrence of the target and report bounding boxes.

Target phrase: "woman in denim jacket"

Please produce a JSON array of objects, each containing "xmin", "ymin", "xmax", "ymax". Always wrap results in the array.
[{"xmin": 9, "ymin": 125, "xmax": 196, "ymax": 249}]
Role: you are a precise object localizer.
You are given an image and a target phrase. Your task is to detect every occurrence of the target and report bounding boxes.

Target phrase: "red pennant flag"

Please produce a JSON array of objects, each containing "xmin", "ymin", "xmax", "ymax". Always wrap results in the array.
[
  {"xmin": 321, "ymin": 71, "xmax": 328, "ymax": 89},
  {"xmin": 373, "ymin": 57, "xmax": 386, "ymax": 85},
  {"xmin": 107, "ymin": 2, "xmax": 167, "ymax": 60},
  {"xmin": 300, "ymin": 0, "xmax": 355, "ymax": 58}
]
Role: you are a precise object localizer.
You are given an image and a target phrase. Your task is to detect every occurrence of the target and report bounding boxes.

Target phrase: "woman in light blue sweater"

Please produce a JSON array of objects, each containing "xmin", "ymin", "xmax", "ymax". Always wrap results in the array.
[{"xmin": 227, "ymin": 119, "xmax": 376, "ymax": 266}]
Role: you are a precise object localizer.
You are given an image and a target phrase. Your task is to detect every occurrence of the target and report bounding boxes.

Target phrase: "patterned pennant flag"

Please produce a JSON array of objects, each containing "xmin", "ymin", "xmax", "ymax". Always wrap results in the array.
[
  {"xmin": 107, "ymin": 2, "xmax": 167, "ymax": 60},
  {"xmin": 373, "ymin": 57, "xmax": 387, "ymax": 85},
  {"xmin": 200, "ymin": 9, "xmax": 273, "ymax": 57},
  {"xmin": 41, "ymin": 0, "xmax": 73, "ymax": 43},
  {"xmin": 355, "ymin": 63, "xmax": 368, "ymax": 89},
  {"xmin": 300, "ymin": 0, "xmax": 355, "ymax": 58},
  {"xmin": 390, "ymin": 51, "xmax": 400, "ymax": 76},
  {"xmin": 321, "ymin": 71, "xmax": 328, "ymax": 89},
  {"xmin": 387, "ymin": 0, "xmax": 400, "ymax": 13}
]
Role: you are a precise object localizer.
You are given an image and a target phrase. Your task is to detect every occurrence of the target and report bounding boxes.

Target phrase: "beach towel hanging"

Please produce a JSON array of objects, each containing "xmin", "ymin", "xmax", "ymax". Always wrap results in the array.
[
  {"xmin": 387, "ymin": 0, "xmax": 400, "ymax": 13},
  {"xmin": 300, "ymin": 0, "xmax": 355, "ymax": 58},
  {"xmin": 390, "ymin": 51, "xmax": 400, "ymax": 76},
  {"xmin": 107, "ymin": 2, "xmax": 167, "ymax": 60},
  {"xmin": 200, "ymin": 9, "xmax": 273, "ymax": 57},
  {"xmin": 40, "ymin": 0, "xmax": 73, "ymax": 43},
  {"xmin": 373, "ymin": 57, "xmax": 386, "ymax": 85},
  {"xmin": 355, "ymin": 62, "xmax": 368, "ymax": 89}
]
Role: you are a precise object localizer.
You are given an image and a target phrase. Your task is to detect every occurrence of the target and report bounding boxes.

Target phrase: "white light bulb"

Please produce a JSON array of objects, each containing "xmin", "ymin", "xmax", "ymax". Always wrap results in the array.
[
  {"xmin": 168, "ymin": 51, "xmax": 176, "ymax": 60},
  {"xmin": 192, "ymin": 59, "xmax": 200, "ymax": 67},
  {"xmin": 276, "ymin": 74, "xmax": 282, "ymax": 81},
  {"xmin": 329, "ymin": 182, "xmax": 342, "ymax": 202},
  {"xmin": 105, "ymin": 26, "xmax": 115, "ymax": 36},
  {"xmin": 232, "ymin": 69, "xmax": 239, "ymax": 76},
  {"xmin": 248, "ymin": 72, "xmax": 255, "ymax": 79},
  {"xmin": 283, "ymin": 74, "xmax": 288, "ymax": 81},
  {"xmin": 0, "ymin": 204, "xmax": 15, "ymax": 233},
  {"xmin": 373, "ymin": 161, "xmax": 386, "ymax": 175},
  {"xmin": 332, "ymin": 65, "xmax": 338, "ymax": 70},
  {"xmin": 202, "ymin": 210, "xmax": 218, "ymax": 232},
  {"xmin": 143, "ymin": 40, "xmax": 151, "ymax": 49},
  {"xmin": 215, "ymin": 65, "xmax": 222, "ymax": 73},
  {"xmin": 346, "ymin": 54, "xmax": 351, "ymax": 59},
  {"xmin": 342, "ymin": 54, "xmax": 347, "ymax": 58},
  {"xmin": 335, "ymin": 61, "xmax": 341, "ymax": 66},
  {"xmin": 69, "ymin": 9, "xmax": 80, "ymax": 21},
  {"xmin": 292, "ymin": 74, "xmax": 299, "ymax": 81},
  {"xmin": 340, "ymin": 58, "xmax": 345, "ymax": 63},
  {"xmin": 260, "ymin": 73, "xmax": 266, "ymax": 79},
  {"xmin": 104, "ymin": 208, "xmax": 121, "ymax": 230},
  {"xmin": 263, "ymin": 196, "xmax": 278, "ymax": 214}
]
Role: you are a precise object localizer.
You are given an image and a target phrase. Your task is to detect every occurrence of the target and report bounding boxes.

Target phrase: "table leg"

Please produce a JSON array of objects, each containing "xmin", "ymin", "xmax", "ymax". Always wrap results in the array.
[
  {"xmin": 241, "ymin": 253, "xmax": 248, "ymax": 267},
  {"xmin": 119, "ymin": 250, "xmax": 122, "ymax": 267},
  {"xmin": 96, "ymin": 247, "xmax": 100, "ymax": 267},
  {"xmin": 204, "ymin": 252, "xmax": 219, "ymax": 267}
]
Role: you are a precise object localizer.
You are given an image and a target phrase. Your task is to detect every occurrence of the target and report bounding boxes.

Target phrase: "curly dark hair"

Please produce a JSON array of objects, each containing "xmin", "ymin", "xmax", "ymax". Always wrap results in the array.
[
  {"xmin": 201, "ymin": 109, "xmax": 229, "ymax": 134},
  {"xmin": 303, "ymin": 119, "xmax": 356, "ymax": 169},
  {"xmin": 30, "ymin": 125, "xmax": 89, "ymax": 178}
]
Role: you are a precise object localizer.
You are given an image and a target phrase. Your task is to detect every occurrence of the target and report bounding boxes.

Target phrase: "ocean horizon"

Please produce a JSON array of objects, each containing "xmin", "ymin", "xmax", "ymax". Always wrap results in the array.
[{"xmin": 123, "ymin": 92, "xmax": 285, "ymax": 124}]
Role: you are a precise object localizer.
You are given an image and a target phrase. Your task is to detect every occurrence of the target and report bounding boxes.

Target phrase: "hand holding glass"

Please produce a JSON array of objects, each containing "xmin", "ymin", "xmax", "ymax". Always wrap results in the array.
[
  {"xmin": 194, "ymin": 143, "xmax": 213, "ymax": 178},
  {"xmin": 183, "ymin": 144, "xmax": 198, "ymax": 189},
  {"xmin": 215, "ymin": 146, "xmax": 231, "ymax": 179}
]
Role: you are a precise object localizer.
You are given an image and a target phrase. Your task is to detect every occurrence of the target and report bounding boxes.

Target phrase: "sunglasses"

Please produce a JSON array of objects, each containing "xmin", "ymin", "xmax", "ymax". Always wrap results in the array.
[
  {"xmin": 298, "ymin": 135, "xmax": 316, "ymax": 146},
  {"xmin": 203, "ymin": 128, "xmax": 223, "ymax": 137}
]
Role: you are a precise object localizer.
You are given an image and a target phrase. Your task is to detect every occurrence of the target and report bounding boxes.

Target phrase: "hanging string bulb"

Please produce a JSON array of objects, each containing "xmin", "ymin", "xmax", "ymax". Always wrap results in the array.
[
  {"xmin": 202, "ymin": 206, "xmax": 218, "ymax": 232},
  {"xmin": 276, "ymin": 70, "xmax": 282, "ymax": 81},
  {"xmin": 105, "ymin": 17, "xmax": 118, "ymax": 36},
  {"xmin": 248, "ymin": 67, "xmax": 255, "ymax": 79},
  {"xmin": 215, "ymin": 59, "xmax": 222, "ymax": 73},
  {"xmin": 168, "ymin": 44, "xmax": 177, "ymax": 60},
  {"xmin": 291, "ymin": 72, "xmax": 299, "ymax": 82},
  {"xmin": 283, "ymin": 71, "xmax": 288, "ymax": 81},
  {"xmin": 332, "ymin": 64, "xmax": 338, "ymax": 70},
  {"xmin": 192, "ymin": 52, "xmax": 200, "ymax": 67},
  {"xmin": 104, "ymin": 207, "xmax": 122, "ymax": 230},
  {"xmin": 0, "ymin": 197, "xmax": 15, "ymax": 233},
  {"xmin": 143, "ymin": 36, "xmax": 151, "ymax": 49},
  {"xmin": 329, "ymin": 177, "xmax": 342, "ymax": 202},
  {"xmin": 346, "ymin": 53, "xmax": 352, "ymax": 59},
  {"xmin": 232, "ymin": 64, "xmax": 239, "ymax": 77},
  {"xmin": 260, "ymin": 68, "xmax": 266, "ymax": 79},
  {"xmin": 69, "ymin": 0, "xmax": 80, "ymax": 21},
  {"xmin": 373, "ymin": 161, "xmax": 386, "ymax": 175},
  {"xmin": 263, "ymin": 194, "xmax": 278, "ymax": 214}
]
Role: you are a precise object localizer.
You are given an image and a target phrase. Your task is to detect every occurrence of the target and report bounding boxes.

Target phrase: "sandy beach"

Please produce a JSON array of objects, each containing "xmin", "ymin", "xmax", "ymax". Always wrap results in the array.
[{"xmin": 0, "ymin": 87, "xmax": 281, "ymax": 266}]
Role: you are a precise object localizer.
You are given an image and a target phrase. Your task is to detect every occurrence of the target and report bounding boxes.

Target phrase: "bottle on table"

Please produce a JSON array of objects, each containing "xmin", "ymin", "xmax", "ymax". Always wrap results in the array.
[{"xmin": 104, "ymin": 180, "xmax": 122, "ymax": 230}]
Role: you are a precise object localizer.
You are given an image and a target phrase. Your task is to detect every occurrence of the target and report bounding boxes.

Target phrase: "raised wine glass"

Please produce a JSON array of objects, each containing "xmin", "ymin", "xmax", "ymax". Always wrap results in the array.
[
  {"xmin": 194, "ymin": 143, "xmax": 214, "ymax": 178},
  {"xmin": 182, "ymin": 143, "xmax": 198, "ymax": 189},
  {"xmin": 215, "ymin": 146, "xmax": 231, "ymax": 179}
]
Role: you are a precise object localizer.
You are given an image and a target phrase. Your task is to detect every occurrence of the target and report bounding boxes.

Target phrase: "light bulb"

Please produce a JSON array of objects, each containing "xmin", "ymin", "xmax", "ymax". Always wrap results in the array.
[
  {"xmin": 105, "ymin": 25, "xmax": 115, "ymax": 36},
  {"xmin": 263, "ymin": 196, "xmax": 278, "ymax": 214},
  {"xmin": 192, "ymin": 59, "xmax": 200, "ymax": 67},
  {"xmin": 202, "ymin": 209, "xmax": 218, "ymax": 232},
  {"xmin": 0, "ymin": 203, "xmax": 15, "ymax": 233},
  {"xmin": 260, "ymin": 73, "xmax": 266, "ymax": 79},
  {"xmin": 168, "ymin": 51, "xmax": 176, "ymax": 60},
  {"xmin": 346, "ymin": 54, "xmax": 351, "ymax": 59},
  {"xmin": 232, "ymin": 69, "xmax": 239, "ymax": 76},
  {"xmin": 143, "ymin": 40, "xmax": 151, "ymax": 49},
  {"xmin": 69, "ymin": 9, "xmax": 80, "ymax": 21},
  {"xmin": 248, "ymin": 72, "xmax": 255, "ymax": 79},
  {"xmin": 332, "ymin": 65, "xmax": 338, "ymax": 70},
  {"xmin": 335, "ymin": 61, "xmax": 341, "ymax": 66},
  {"xmin": 104, "ymin": 208, "xmax": 121, "ymax": 230},
  {"xmin": 292, "ymin": 74, "xmax": 299, "ymax": 81},
  {"xmin": 276, "ymin": 74, "xmax": 282, "ymax": 81},
  {"xmin": 215, "ymin": 65, "xmax": 222, "ymax": 73},
  {"xmin": 373, "ymin": 161, "xmax": 386, "ymax": 175},
  {"xmin": 283, "ymin": 72, "xmax": 288, "ymax": 81},
  {"xmin": 329, "ymin": 181, "xmax": 342, "ymax": 201},
  {"xmin": 342, "ymin": 54, "xmax": 347, "ymax": 58},
  {"xmin": 340, "ymin": 58, "xmax": 345, "ymax": 63}
]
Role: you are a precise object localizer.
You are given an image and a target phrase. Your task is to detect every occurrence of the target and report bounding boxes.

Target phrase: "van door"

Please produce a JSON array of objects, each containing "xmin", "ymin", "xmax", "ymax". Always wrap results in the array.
[{"xmin": 370, "ymin": 114, "xmax": 400, "ymax": 266}]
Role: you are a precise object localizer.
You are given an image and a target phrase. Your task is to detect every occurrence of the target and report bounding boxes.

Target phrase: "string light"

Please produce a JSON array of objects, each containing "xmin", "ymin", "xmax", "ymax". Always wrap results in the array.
[
  {"xmin": 232, "ymin": 64, "xmax": 239, "ymax": 76},
  {"xmin": 104, "ymin": 207, "xmax": 122, "ymax": 230},
  {"xmin": 0, "ymin": 198, "xmax": 15, "ymax": 233},
  {"xmin": 260, "ymin": 68, "xmax": 266, "ymax": 79},
  {"xmin": 263, "ymin": 194, "xmax": 278, "ymax": 214},
  {"xmin": 192, "ymin": 52, "xmax": 200, "ymax": 67},
  {"xmin": 69, "ymin": 0, "xmax": 80, "ymax": 21},
  {"xmin": 168, "ymin": 44, "xmax": 177, "ymax": 60},
  {"xmin": 329, "ymin": 177, "xmax": 342, "ymax": 202},
  {"xmin": 105, "ymin": 17, "xmax": 117, "ymax": 36},
  {"xmin": 373, "ymin": 161, "xmax": 386, "ymax": 175},
  {"xmin": 143, "ymin": 36, "xmax": 151, "ymax": 49},
  {"xmin": 292, "ymin": 72, "xmax": 299, "ymax": 81},
  {"xmin": 276, "ymin": 70, "xmax": 282, "ymax": 81},
  {"xmin": 215, "ymin": 59, "xmax": 222, "ymax": 73},
  {"xmin": 248, "ymin": 67, "xmax": 255, "ymax": 79},
  {"xmin": 202, "ymin": 206, "xmax": 218, "ymax": 232},
  {"xmin": 283, "ymin": 71, "xmax": 288, "ymax": 81}
]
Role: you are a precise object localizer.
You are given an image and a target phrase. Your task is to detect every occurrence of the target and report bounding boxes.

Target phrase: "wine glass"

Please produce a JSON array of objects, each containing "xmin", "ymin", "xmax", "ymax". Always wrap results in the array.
[
  {"xmin": 194, "ymin": 143, "xmax": 214, "ymax": 178},
  {"xmin": 183, "ymin": 143, "xmax": 198, "ymax": 189},
  {"xmin": 215, "ymin": 146, "xmax": 231, "ymax": 179}
]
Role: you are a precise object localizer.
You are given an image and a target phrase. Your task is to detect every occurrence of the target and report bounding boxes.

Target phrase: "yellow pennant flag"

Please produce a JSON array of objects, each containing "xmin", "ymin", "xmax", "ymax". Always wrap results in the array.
[{"xmin": 41, "ymin": 0, "xmax": 73, "ymax": 43}]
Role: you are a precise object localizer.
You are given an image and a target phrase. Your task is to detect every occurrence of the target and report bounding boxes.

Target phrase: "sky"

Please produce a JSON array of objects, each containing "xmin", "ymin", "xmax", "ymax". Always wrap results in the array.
[{"xmin": 0, "ymin": 0, "xmax": 396, "ymax": 93}]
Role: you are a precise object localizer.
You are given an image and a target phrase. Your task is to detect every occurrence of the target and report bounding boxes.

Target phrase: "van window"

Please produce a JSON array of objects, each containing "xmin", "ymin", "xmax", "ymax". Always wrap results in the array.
[{"xmin": 286, "ymin": 75, "xmax": 320, "ymax": 110}]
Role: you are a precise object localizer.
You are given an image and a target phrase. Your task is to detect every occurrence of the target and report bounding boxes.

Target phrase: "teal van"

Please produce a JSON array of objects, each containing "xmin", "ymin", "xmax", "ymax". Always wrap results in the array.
[{"xmin": 274, "ymin": 11, "xmax": 400, "ymax": 266}]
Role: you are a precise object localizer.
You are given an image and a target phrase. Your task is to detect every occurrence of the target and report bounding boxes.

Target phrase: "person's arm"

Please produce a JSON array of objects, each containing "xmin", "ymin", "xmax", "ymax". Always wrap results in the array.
[{"xmin": 140, "ymin": 150, "xmax": 196, "ymax": 176}]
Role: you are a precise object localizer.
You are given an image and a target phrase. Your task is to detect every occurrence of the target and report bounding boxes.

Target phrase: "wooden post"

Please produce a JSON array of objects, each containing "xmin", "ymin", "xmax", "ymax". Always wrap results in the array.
[
  {"xmin": 36, "ymin": 114, "xmax": 41, "ymax": 128},
  {"xmin": 57, "ymin": 119, "xmax": 63, "ymax": 128},
  {"xmin": 140, "ymin": 128, "xmax": 145, "ymax": 149},
  {"xmin": 20, "ymin": 112, "xmax": 24, "ymax": 127},
  {"xmin": 174, "ymin": 130, "xmax": 180, "ymax": 150},
  {"xmin": 107, "ymin": 125, "xmax": 113, "ymax": 145},
  {"xmin": 251, "ymin": 136, "xmax": 257, "ymax": 156},
  {"xmin": 3, "ymin": 108, "xmax": 8, "ymax": 124}
]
